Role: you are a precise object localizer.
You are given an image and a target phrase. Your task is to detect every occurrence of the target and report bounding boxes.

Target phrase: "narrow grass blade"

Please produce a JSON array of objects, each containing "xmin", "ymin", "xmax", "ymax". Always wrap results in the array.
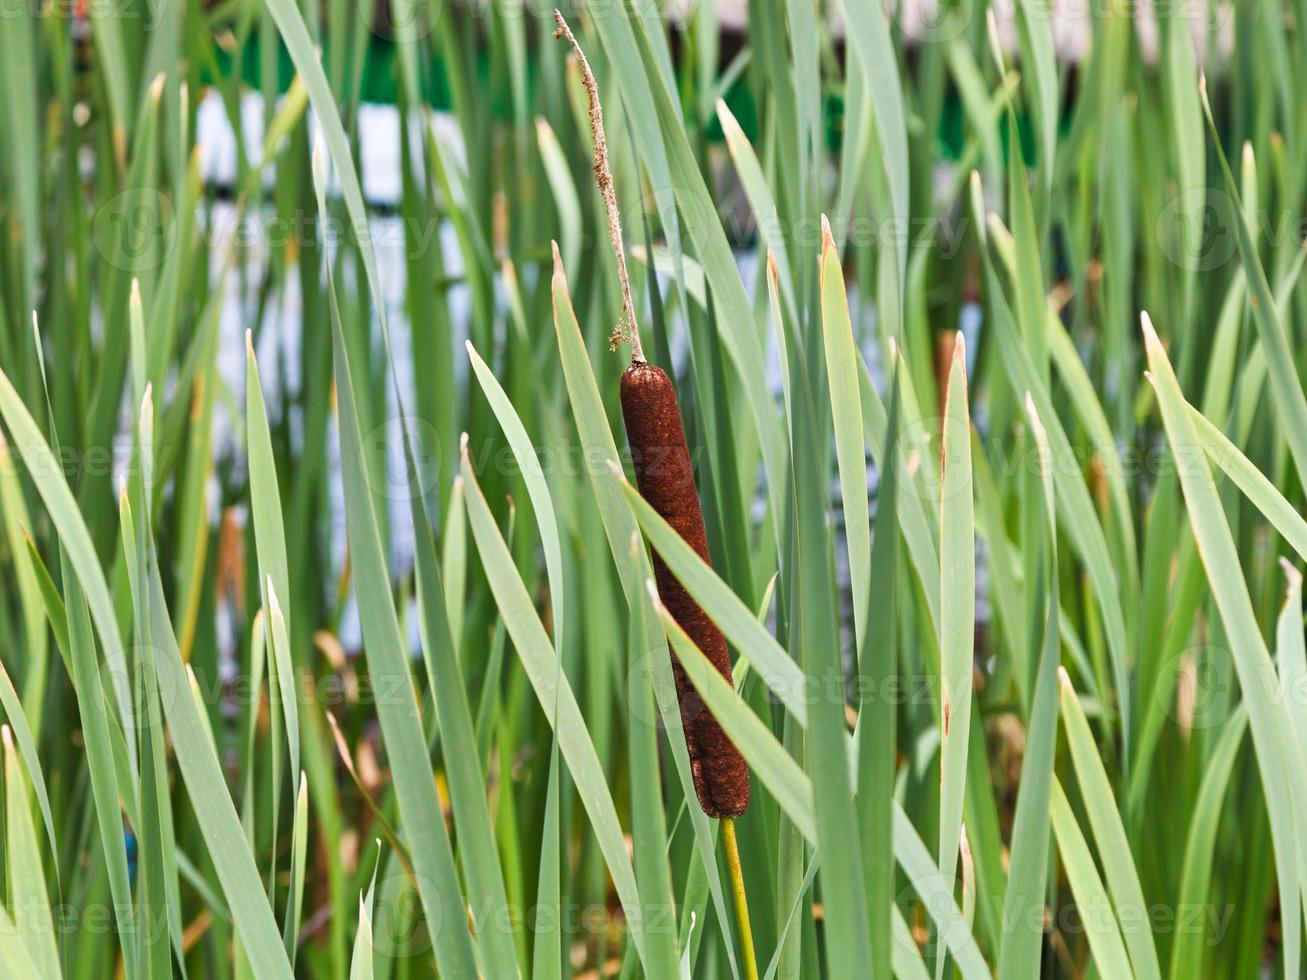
[
  {"xmin": 245, "ymin": 335, "xmax": 299, "ymax": 785},
  {"xmin": 1013, "ymin": 0, "xmax": 1057, "ymax": 193},
  {"xmin": 1163, "ymin": 10, "xmax": 1205, "ymax": 326},
  {"xmin": 789, "ymin": 295, "xmax": 872, "ymax": 978},
  {"xmin": 718, "ymin": 100, "xmax": 796, "ymax": 318},
  {"xmin": 838, "ymin": 0, "xmax": 908, "ymax": 292},
  {"xmin": 1200, "ymin": 84, "xmax": 1307, "ymax": 493},
  {"xmin": 856, "ymin": 359, "xmax": 941, "ymax": 635},
  {"xmin": 0, "ymin": 365, "xmax": 136, "ymax": 765},
  {"xmin": 819, "ymin": 217, "xmax": 871, "ymax": 652},
  {"xmin": 0, "ymin": 0, "xmax": 40, "ymax": 311},
  {"xmin": 1187, "ymin": 406, "xmax": 1307, "ymax": 560},
  {"xmin": 141, "ymin": 545, "xmax": 294, "ymax": 977},
  {"xmin": 442, "ymin": 477, "xmax": 468, "ymax": 655},
  {"xmin": 1005, "ymin": 126, "xmax": 1048, "ymax": 374},
  {"xmin": 1046, "ymin": 319, "xmax": 1139, "ymax": 589},
  {"xmin": 1059, "ymin": 673, "xmax": 1161, "ymax": 980},
  {"xmin": 1050, "ymin": 780, "xmax": 1134, "ymax": 977},
  {"xmin": 1167, "ymin": 707, "xmax": 1247, "ymax": 980},
  {"xmin": 535, "ymin": 117, "xmax": 582, "ymax": 280},
  {"xmin": 0, "ymin": 660, "xmax": 58, "ymax": 877},
  {"xmin": 4, "ymin": 725, "xmax": 60, "ymax": 977},
  {"xmin": 858, "ymin": 368, "xmax": 901, "ymax": 980},
  {"xmin": 892, "ymin": 805, "xmax": 991, "ymax": 980},
  {"xmin": 284, "ymin": 773, "xmax": 309, "ymax": 962},
  {"xmin": 467, "ymin": 340, "xmax": 565, "ymax": 644},
  {"xmin": 0, "ymin": 905, "xmax": 41, "ymax": 977},
  {"xmin": 531, "ymin": 718, "xmax": 563, "ymax": 980},
  {"xmin": 1143, "ymin": 312, "xmax": 1307, "ymax": 980},
  {"xmin": 892, "ymin": 905, "xmax": 931, "ymax": 980},
  {"xmin": 998, "ymin": 396, "xmax": 1059, "ymax": 980},
  {"xmin": 1278, "ymin": 566, "xmax": 1307, "ymax": 759},
  {"xmin": 937, "ymin": 334, "xmax": 974, "ymax": 905},
  {"xmin": 349, "ymin": 868, "xmax": 378, "ymax": 980},
  {"xmin": 62, "ymin": 566, "xmax": 138, "ymax": 979},
  {"xmin": 0, "ymin": 431, "xmax": 49, "ymax": 735}
]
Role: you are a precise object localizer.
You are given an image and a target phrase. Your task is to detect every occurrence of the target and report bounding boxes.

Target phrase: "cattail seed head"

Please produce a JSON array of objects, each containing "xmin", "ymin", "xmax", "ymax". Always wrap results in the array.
[{"xmin": 621, "ymin": 362, "xmax": 750, "ymax": 818}]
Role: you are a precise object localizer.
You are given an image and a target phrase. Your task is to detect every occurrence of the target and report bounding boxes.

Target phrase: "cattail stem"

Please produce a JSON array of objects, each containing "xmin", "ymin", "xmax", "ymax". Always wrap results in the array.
[
  {"xmin": 552, "ymin": 9, "xmax": 644, "ymax": 361},
  {"xmin": 722, "ymin": 817, "xmax": 759, "ymax": 980}
]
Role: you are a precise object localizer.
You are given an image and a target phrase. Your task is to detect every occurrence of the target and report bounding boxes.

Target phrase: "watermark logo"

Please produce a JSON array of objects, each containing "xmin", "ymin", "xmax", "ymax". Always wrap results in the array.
[
  {"xmin": 1156, "ymin": 188, "xmax": 1239, "ymax": 272},
  {"xmin": 93, "ymin": 188, "xmax": 177, "ymax": 273},
  {"xmin": 371, "ymin": 870, "xmax": 438, "ymax": 957},
  {"xmin": 361, "ymin": 417, "xmax": 442, "ymax": 503}
]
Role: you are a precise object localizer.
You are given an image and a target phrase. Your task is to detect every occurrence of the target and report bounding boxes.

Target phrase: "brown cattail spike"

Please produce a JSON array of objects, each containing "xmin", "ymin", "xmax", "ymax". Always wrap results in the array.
[{"xmin": 621, "ymin": 363, "xmax": 750, "ymax": 817}]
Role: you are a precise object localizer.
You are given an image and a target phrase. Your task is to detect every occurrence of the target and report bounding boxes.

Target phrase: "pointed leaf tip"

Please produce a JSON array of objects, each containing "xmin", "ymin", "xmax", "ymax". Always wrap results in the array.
[
  {"xmin": 1139, "ymin": 311, "xmax": 1161, "ymax": 352},
  {"xmin": 820, "ymin": 214, "xmax": 836, "ymax": 253},
  {"xmin": 1280, "ymin": 557, "xmax": 1302, "ymax": 587},
  {"xmin": 266, "ymin": 576, "xmax": 284, "ymax": 616}
]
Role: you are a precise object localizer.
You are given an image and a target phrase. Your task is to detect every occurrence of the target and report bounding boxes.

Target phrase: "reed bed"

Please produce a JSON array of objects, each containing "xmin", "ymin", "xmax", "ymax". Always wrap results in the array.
[{"xmin": 1, "ymin": 0, "xmax": 1307, "ymax": 977}]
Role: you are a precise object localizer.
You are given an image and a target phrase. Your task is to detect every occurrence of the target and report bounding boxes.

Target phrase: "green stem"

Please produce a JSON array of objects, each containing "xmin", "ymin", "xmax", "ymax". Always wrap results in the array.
[{"xmin": 722, "ymin": 817, "xmax": 759, "ymax": 980}]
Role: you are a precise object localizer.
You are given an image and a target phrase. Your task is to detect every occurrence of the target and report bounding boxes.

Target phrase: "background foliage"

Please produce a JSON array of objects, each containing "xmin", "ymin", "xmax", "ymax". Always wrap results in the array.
[{"xmin": 1, "ymin": 0, "xmax": 1306, "ymax": 976}]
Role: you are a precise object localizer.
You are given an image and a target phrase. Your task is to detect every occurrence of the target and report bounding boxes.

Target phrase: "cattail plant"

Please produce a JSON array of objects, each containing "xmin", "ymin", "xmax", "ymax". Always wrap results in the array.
[{"xmin": 553, "ymin": 10, "xmax": 756, "ymax": 976}]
